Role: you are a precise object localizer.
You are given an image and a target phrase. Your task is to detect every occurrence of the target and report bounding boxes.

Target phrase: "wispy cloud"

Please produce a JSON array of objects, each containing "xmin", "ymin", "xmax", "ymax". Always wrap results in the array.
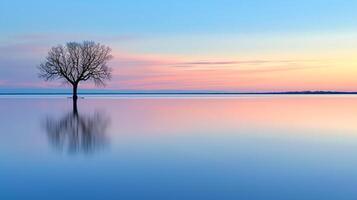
[
  {"xmin": 176, "ymin": 59, "xmax": 320, "ymax": 66},
  {"xmin": 103, "ymin": 53, "xmax": 331, "ymax": 90},
  {"xmin": 109, "ymin": 54, "xmax": 325, "ymax": 73},
  {"xmin": 0, "ymin": 43, "xmax": 47, "ymax": 56}
]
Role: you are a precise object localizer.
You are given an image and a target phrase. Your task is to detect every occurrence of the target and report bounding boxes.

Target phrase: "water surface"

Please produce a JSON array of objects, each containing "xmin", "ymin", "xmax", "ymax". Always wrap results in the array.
[{"xmin": 1, "ymin": 95, "xmax": 357, "ymax": 199}]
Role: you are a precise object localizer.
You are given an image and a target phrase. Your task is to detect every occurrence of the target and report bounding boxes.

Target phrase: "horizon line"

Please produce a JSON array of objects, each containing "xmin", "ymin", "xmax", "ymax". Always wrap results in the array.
[{"xmin": 2, "ymin": 91, "xmax": 357, "ymax": 95}]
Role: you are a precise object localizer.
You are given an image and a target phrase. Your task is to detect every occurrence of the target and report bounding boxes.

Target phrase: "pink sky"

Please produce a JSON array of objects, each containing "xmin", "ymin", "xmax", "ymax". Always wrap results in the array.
[{"xmin": 1, "ymin": 32, "xmax": 357, "ymax": 92}]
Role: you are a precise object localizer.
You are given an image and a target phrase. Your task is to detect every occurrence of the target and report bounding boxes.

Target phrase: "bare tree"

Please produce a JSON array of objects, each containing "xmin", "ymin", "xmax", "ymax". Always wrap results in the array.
[{"xmin": 38, "ymin": 41, "xmax": 113, "ymax": 99}]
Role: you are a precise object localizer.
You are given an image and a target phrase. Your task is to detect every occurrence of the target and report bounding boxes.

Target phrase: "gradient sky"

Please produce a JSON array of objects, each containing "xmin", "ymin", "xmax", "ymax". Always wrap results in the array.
[{"xmin": 1, "ymin": 0, "xmax": 357, "ymax": 92}]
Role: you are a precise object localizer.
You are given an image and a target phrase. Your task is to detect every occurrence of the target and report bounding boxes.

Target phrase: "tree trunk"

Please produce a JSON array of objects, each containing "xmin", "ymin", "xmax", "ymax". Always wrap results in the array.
[
  {"xmin": 73, "ymin": 83, "xmax": 78, "ymax": 100},
  {"xmin": 72, "ymin": 97, "xmax": 78, "ymax": 116}
]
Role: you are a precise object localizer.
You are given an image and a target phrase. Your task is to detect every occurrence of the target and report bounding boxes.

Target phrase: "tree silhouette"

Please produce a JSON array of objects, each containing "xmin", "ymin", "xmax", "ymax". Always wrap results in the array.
[
  {"xmin": 38, "ymin": 41, "xmax": 112, "ymax": 99},
  {"xmin": 43, "ymin": 100, "xmax": 110, "ymax": 154}
]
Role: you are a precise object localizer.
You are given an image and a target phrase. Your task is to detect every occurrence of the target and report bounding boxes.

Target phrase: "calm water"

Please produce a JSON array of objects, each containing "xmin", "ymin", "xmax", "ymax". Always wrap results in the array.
[{"xmin": 1, "ymin": 95, "xmax": 357, "ymax": 199}]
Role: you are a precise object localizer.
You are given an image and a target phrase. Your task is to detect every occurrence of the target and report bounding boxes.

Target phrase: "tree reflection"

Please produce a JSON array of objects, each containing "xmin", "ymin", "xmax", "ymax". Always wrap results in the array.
[{"xmin": 44, "ymin": 99, "xmax": 110, "ymax": 154}]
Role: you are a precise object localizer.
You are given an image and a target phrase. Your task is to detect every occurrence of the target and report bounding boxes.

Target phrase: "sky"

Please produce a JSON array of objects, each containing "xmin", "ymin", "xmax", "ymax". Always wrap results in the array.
[{"xmin": 1, "ymin": 0, "xmax": 357, "ymax": 92}]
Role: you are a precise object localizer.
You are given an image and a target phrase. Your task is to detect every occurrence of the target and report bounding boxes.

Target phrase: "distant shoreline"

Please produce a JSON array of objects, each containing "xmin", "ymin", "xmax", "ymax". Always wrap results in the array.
[{"xmin": 1, "ymin": 91, "xmax": 357, "ymax": 95}]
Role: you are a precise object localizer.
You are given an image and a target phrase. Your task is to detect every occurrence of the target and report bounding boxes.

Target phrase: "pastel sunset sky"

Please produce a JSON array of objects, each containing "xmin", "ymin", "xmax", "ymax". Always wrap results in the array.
[{"xmin": 1, "ymin": 0, "xmax": 357, "ymax": 92}]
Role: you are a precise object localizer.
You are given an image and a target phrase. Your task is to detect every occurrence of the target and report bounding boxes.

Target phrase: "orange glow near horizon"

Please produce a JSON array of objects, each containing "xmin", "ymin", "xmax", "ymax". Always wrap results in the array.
[{"xmin": 101, "ymin": 49, "xmax": 357, "ymax": 92}]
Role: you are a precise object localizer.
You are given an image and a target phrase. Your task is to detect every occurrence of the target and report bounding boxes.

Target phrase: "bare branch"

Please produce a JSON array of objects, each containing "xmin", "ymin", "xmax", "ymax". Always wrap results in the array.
[{"xmin": 38, "ymin": 41, "xmax": 113, "ymax": 89}]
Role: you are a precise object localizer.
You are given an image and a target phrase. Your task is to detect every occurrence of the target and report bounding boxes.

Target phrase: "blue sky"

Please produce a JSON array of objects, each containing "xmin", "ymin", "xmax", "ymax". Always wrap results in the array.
[
  {"xmin": 1, "ymin": 0, "xmax": 357, "ymax": 92},
  {"xmin": 2, "ymin": 0, "xmax": 357, "ymax": 35}
]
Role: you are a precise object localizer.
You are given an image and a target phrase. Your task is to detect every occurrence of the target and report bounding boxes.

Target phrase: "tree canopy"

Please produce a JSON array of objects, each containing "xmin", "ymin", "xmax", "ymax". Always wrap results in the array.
[{"xmin": 38, "ymin": 41, "xmax": 113, "ymax": 98}]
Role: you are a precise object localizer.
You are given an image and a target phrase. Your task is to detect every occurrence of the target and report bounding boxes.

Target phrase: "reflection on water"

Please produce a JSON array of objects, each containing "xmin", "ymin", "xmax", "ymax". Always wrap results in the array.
[
  {"xmin": 43, "ymin": 99, "xmax": 110, "ymax": 154},
  {"xmin": 3, "ymin": 95, "xmax": 357, "ymax": 199}
]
